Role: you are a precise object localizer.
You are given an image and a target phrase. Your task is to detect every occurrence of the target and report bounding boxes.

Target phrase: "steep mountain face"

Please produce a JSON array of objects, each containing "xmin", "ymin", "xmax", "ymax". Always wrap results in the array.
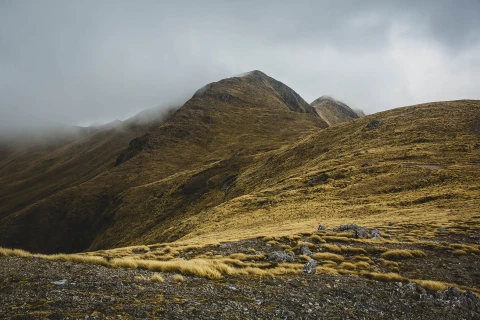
[
  {"xmin": 0, "ymin": 71, "xmax": 328, "ymax": 253},
  {"xmin": 311, "ymin": 95, "xmax": 361, "ymax": 125}
]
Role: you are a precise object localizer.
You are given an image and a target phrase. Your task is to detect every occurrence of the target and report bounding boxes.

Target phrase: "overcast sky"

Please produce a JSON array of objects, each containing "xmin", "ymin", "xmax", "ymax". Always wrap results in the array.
[{"xmin": 1, "ymin": 0, "xmax": 479, "ymax": 131}]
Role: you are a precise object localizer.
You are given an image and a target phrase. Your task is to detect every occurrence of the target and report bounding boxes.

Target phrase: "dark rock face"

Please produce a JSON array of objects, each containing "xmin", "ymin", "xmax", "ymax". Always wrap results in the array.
[
  {"xmin": 115, "ymin": 133, "xmax": 151, "ymax": 166},
  {"xmin": 302, "ymin": 259, "xmax": 317, "ymax": 274},
  {"xmin": 366, "ymin": 119, "xmax": 384, "ymax": 130},
  {"xmin": 268, "ymin": 251, "xmax": 295, "ymax": 262}
]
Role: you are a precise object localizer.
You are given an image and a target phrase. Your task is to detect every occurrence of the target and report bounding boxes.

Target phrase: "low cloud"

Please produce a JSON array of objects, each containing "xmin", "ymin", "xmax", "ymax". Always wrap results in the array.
[{"xmin": 1, "ymin": 0, "xmax": 479, "ymax": 132}]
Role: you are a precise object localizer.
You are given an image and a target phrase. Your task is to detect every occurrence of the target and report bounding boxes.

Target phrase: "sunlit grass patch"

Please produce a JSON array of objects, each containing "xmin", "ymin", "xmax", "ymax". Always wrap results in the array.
[
  {"xmin": 380, "ymin": 249, "xmax": 426, "ymax": 260},
  {"xmin": 312, "ymin": 252, "xmax": 344, "ymax": 262}
]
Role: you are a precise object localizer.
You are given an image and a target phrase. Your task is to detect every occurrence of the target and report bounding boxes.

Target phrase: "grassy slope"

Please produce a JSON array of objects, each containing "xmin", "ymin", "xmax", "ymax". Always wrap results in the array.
[
  {"xmin": 0, "ymin": 71, "xmax": 328, "ymax": 253},
  {"xmin": 178, "ymin": 100, "xmax": 480, "ymax": 245}
]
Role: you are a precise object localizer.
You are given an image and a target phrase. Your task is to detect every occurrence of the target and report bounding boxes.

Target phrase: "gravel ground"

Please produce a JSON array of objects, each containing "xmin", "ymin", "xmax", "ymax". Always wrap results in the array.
[{"xmin": 1, "ymin": 256, "xmax": 479, "ymax": 319}]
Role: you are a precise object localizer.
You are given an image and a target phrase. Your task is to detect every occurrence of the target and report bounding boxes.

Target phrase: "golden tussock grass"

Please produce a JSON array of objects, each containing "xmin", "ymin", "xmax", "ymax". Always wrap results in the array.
[
  {"xmin": 173, "ymin": 274, "xmax": 185, "ymax": 282},
  {"xmin": 308, "ymin": 235, "xmax": 326, "ymax": 243},
  {"xmin": 360, "ymin": 271, "xmax": 406, "ymax": 282},
  {"xmin": 0, "ymin": 247, "xmax": 32, "ymax": 258},
  {"xmin": 322, "ymin": 236, "xmax": 352, "ymax": 243},
  {"xmin": 340, "ymin": 247, "xmax": 368, "ymax": 255},
  {"xmin": 452, "ymin": 249, "xmax": 467, "ymax": 255},
  {"xmin": 413, "ymin": 280, "xmax": 452, "ymax": 292},
  {"xmin": 247, "ymin": 248, "xmax": 256, "ymax": 253},
  {"xmin": 320, "ymin": 260, "xmax": 337, "ymax": 268},
  {"xmin": 381, "ymin": 260, "xmax": 400, "ymax": 267},
  {"xmin": 316, "ymin": 266, "xmax": 339, "ymax": 275},
  {"xmin": 321, "ymin": 244, "xmax": 342, "ymax": 253},
  {"xmin": 312, "ymin": 252, "xmax": 344, "ymax": 262},
  {"xmin": 151, "ymin": 273, "xmax": 165, "ymax": 282},
  {"xmin": 338, "ymin": 262, "xmax": 356, "ymax": 270},
  {"xmin": 353, "ymin": 255, "xmax": 374, "ymax": 264},
  {"xmin": 380, "ymin": 249, "xmax": 425, "ymax": 260},
  {"xmin": 353, "ymin": 261, "xmax": 370, "ymax": 269},
  {"xmin": 229, "ymin": 253, "xmax": 248, "ymax": 260},
  {"xmin": 135, "ymin": 275, "xmax": 148, "ymax": 281},
  {"xmin": 39, "ymin": 254, "xmax": 109, "ymax": 266}
]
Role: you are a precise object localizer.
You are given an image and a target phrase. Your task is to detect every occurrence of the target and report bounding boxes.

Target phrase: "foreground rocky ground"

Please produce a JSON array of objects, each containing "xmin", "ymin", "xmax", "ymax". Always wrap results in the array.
[{"xmin": 1, "ymin": 255, "xmax": 479, "ymax": 320}]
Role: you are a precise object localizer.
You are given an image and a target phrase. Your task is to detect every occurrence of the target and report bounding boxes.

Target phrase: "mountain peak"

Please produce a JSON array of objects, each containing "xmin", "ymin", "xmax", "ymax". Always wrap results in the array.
[
  {"xmin": 311, "ymin": 95, "xmax": 361, "ymax": 125},
  {"xmin": 192, "ymin": 70, "xmax": 319, "ymax": 115}
]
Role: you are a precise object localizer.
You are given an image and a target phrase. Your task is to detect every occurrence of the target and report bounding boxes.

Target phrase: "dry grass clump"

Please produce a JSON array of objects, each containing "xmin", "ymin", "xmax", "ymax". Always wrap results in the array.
[
  {"xmin": 229, "ymin": 253, "xmax": 248, "ymax": 260},
  {"xmin": 338, "ymin": 262, "xmax": 356, "ymax": 270},
  {"xmin": 0, "ymin": 247, "xmax": 32, "ymax": 258},
  {"xmin": 247, "ymin": 248, "xmax": 256, "ymax": 253},
  {"xmin": 151, "ymin": 273, "xmax": 165, "ymax": 282},
  {"xmin": 173, "ymin": 274, "xmax": 185, "ymax": 282},
  {"xmin": 320, "ymin": 260, "xmax": 337, "ymax": 268},
  {"xmin": 322, "ymin": 236, "xmax": 352, "ymax": 243},
  {"xmin": 322, "ymin": 244, "xmax": 342, "ymax": 253},
  {"xmin": 354, "ymin": 261, "xmax": 370, "ymax": 269},
  {"xmin": 312, "ymin": 252, "xmax": 344, "ymax": 262},
  {"xmin": 308, "ymin": 235, "xmax": 326, "ymax": 243},
  {"xmin": 111, "ymin": 258, "xmax": 235, "ymax": 279},
  {"xmin": 267, "ymin": 240, "xmax": 278, "ymax": 245},
  {"xmin": 413, "ymin": 280, "xmax": 451, "ymax": 292},
  {"xmin": 380, "ymin": 249, "xmax": 425, "ymax": 260},
  {"xmin": 409, "ymin": 250, "xmax": 427, "ymax": 257},
  {"xmin": 353, "ymin": 255, "xmax": 374, "ymax": 264},
  {"xmin": 316, "ymin": 266, "xmax": 339, "ymax": 275},
  {"xmin": 341, "ymin": 247, "xmax": 368, "ymax": 255},
  {"xmin": 111, "ymin": 257, "xmax": 138, "ymax": 269},
  {"xmin": 452, "ymin": 249, "xmax": 467, "ymax": 255},
  {"xmin": 381, "ymin": 260, "xmax": 400, "ymax": 267},
  {"xmin": 451, "ymin": 244, "xmax": 480, "ymax": 254},
  {"xmin": 361, "ymin": 271, "xmax": 406, "ymax": 282},
  {"xmin": 40, "ymin": 254, "xmax": 109, "ymax": 266},
  {"xmin": 135, "ymin": 275, "xmax": 148, "ymax": 281}
]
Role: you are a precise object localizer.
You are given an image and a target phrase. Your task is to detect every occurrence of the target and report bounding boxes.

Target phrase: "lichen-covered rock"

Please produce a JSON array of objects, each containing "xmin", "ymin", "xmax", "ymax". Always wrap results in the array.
[
  {"xmin": 268, "ymin": 251, "xmax": 295, "ymax": 262},
  {"xmin": 302, "ymin": 259, "xmax": 317, "ymax": 274},
  {"xmin": 369, "ymin": 229, "xmax": 381, "ymax": 238},
  {"xmin": 317, "ymin": 225, "xmax": 327, "ymax": 231},
  {"xmin": 297, "ymin": 244, "xmax": 311, "ymax": 256}
]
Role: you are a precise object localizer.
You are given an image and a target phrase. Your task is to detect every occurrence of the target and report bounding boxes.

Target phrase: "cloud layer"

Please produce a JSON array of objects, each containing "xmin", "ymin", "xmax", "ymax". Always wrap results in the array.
[{"xmin": 1, "ymin": 0, "xmax": 479, "ymax": 132}]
